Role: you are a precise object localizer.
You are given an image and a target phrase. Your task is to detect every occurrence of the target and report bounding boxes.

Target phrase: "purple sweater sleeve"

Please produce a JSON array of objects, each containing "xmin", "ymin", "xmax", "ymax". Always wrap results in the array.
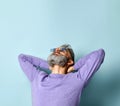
[
  {"xmin": 74, "ymin": 49, "xmax": 105, "ymax": 85},
  {"xmin": 18, "ymin": 54, "xmax": 49, "ymax": 82}
]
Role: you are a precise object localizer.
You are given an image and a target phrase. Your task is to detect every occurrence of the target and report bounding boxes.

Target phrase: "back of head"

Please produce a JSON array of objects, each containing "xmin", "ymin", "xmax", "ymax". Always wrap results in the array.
[
  {"xmin": 59, "ymin": 44, "xmax": 75, "ymax": 64},
  {"xmin": 47, "ymin": 44, "xmax": 75, "ymax": 68}
]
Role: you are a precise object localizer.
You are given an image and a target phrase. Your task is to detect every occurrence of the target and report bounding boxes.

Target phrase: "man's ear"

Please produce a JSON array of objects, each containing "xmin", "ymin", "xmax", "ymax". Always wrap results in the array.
[
  {"xmin": 67, "ymin": 59, "xmax": 73, "ymax": 66},
  {"xmin": 49, "ymin": 66, "xmax": 53, "ymax": 70}
]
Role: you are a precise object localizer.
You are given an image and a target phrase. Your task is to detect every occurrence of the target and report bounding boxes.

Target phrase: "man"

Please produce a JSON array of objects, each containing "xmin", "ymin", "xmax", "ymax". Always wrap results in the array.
[{"xmin": 18, "ymin": 44, "xmax": 105, "ymax": 106}]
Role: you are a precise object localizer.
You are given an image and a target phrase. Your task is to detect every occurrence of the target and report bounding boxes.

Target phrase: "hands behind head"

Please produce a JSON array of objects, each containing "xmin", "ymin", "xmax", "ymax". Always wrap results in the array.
[{"xmin": 67, "ymin": 66, "xmax": 74, "ymax": 73}]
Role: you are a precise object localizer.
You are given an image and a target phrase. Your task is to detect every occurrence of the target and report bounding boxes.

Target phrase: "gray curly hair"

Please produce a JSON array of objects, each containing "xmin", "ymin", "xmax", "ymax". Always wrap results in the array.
[{"xmin": 59, "ymin": 44, "xmax": 75, "ymax": 64}]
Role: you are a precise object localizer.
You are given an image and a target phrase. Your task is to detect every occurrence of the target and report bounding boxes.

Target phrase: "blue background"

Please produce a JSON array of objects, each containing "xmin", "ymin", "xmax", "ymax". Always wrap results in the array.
[{"xmin": 0, "ymin": 0, "xmax": 120, "ymax": 106}]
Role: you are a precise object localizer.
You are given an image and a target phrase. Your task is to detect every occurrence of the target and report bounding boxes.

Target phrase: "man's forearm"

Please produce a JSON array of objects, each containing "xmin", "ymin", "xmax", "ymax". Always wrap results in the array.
[
  {"xmin": 74, "ymin": 49, "xmax": 105, "ymax": 70},
  {"xmin": 18, "ymin": 54, "xmax": 49, "ymax": 69}
]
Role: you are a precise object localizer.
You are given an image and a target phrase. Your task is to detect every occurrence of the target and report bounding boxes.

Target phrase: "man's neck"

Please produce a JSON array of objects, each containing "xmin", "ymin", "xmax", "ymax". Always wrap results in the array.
[{"xmin": 51, "ymin": 65, "xmax": 67, "ymax": 74}]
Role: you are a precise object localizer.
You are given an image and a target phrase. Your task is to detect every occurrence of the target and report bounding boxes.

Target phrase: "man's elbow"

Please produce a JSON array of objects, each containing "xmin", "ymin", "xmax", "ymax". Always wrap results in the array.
[
  {"xmin": 98, "ymin": 49, "xmax": 105, "ymax": 57},
  {"xmin": 18, "ymin": 54, "xmax": 26, "ymax": 62}
]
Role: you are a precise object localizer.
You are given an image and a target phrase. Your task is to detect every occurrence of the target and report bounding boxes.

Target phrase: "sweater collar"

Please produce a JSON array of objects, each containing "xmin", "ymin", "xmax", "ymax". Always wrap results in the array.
[{"xmin": 49, "ymin": 73, "xmax": 66, "ymax": 78}]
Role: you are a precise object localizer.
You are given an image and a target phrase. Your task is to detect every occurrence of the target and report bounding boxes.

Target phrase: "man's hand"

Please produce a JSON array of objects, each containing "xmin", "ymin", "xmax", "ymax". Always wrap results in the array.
[{"xmin": 67, "ymin": 66, "xmax": 74, "ymax": 73}]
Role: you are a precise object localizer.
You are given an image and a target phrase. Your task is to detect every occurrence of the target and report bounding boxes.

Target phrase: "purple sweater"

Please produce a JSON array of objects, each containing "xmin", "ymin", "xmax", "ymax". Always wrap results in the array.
[{"xmin": 18, "ymin": 49, "xmax": 105, "ymax": 106}]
